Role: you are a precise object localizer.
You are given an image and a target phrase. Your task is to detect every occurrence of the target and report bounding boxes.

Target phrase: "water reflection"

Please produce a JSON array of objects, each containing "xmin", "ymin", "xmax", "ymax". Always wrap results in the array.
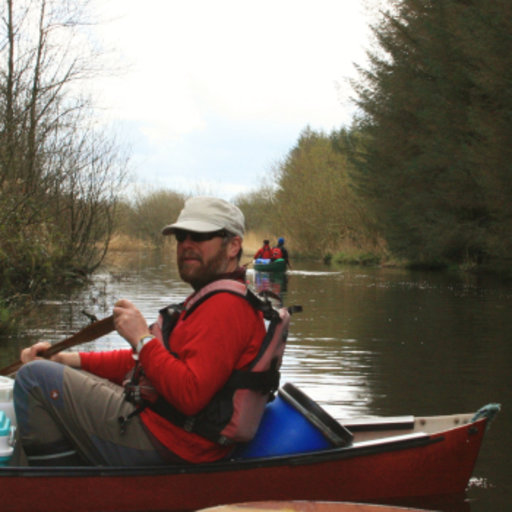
[
  {"xmin": 251, "ymin": 270, "xmax": 288, "ymax": 297},
  {"xmin": 0, "ymin": 252, "xmax": 509, "ymax": 511}
]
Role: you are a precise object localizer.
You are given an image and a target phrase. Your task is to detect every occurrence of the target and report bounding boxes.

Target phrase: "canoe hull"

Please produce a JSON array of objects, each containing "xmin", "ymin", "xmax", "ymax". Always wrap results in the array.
[{"xmin": 0, "ymin": 417, "xmax": 487, "ymax": 512}]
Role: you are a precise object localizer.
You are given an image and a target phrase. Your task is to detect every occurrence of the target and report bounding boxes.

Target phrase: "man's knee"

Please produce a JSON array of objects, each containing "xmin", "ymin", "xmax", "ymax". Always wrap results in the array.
[
  {"xmin": 16, "ymin": 359, "xmax": 63, "ymax": 384},
  {"xmin": 14, "ymin": 360, "xmax": 65, "ymax": 411}
]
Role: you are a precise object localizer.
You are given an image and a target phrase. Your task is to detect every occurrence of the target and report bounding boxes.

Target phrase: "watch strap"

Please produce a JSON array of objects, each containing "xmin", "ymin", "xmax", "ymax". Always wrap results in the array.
[{"xmin": 136, "ymin": 335, "xmax": 154, "ymax": 354}]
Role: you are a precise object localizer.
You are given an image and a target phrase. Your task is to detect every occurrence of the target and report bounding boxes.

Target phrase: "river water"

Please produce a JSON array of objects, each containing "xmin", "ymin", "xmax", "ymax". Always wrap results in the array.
[{"xmin": 0, "ymin": 250, "xmax": 510, "ymax": 511}]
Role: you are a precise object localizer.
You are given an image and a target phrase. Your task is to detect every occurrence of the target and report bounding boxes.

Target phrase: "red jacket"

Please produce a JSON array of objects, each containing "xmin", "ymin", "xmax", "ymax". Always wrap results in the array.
[
  {"xmin": 80, "ymin": 291, "xmax": 265, "ymax": 463},
  {"xmin": 254, "ymin": 245, "xmax": 272, "ymax": 259}
]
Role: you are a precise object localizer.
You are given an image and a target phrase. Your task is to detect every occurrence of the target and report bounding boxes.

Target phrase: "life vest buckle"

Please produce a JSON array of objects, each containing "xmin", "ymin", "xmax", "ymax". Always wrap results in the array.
[{"xmin": 183, "ymin": 417, "xmax": 196, "ymax": 432}]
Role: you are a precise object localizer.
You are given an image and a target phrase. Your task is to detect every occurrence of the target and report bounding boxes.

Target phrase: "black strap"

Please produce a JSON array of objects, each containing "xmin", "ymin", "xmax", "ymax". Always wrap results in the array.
[
  {"xmin": 158, "ymin": 303, "xmax": 183, "ymax": 354},
  {"xmin": 118, "ymin": 404, "xmax": 148, "ymax": 434},
  {"xmin": 225, "ymin": 358, "xmax": 280, "ymax": 394},
  {"xmin": 147, "ymin": 361, "xmax": 281, "ymax": 442}
]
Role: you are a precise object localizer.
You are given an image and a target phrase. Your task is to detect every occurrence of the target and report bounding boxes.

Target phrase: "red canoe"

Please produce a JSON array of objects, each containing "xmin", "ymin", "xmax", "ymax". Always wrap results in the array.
[{"xmin": 0, "ymin": 401, "xmax": 498, "ymax": 512}]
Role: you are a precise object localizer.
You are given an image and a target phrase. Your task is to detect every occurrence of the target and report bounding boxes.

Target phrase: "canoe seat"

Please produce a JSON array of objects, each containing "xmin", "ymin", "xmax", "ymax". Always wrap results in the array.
[{"xmin": 342, "ymin": 416, "xmax": 415, "ymax": 433}]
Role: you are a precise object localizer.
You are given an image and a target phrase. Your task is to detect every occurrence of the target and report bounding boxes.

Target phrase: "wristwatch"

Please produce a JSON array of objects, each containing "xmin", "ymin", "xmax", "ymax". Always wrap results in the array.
[{"xmin": 136, "ymin": 335, "xmax": 154, "ymax": 354}]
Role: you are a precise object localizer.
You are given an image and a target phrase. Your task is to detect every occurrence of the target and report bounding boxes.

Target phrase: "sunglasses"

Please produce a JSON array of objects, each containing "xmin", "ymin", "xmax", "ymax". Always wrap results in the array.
[{"xmin": 173, "ymin": 229, "xmax": 227, "ymax": 243}]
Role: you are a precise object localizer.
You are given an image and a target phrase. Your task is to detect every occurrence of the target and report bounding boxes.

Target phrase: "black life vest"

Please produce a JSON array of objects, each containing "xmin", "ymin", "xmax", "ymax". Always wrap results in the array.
[{"xmin": 122, "ymin": 279, "xmax": 300, "ymax": 446}]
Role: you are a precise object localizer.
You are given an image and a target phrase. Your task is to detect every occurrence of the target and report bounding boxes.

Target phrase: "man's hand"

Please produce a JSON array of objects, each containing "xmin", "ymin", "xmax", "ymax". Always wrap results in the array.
[
  {"xmin": 20, "ymin": 341, "xmax": 81, "ymax": 368},
  {"xmin": 20, "ymin": 341, "xmax": 52, "ymax": 364},
  {"xmin": 113, "ymin": 299, "xmax": 151, "ymax": 349}
]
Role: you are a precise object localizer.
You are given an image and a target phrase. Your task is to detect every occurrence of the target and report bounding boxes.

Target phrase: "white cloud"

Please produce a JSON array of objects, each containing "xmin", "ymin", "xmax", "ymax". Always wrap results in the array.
[{"xmin": 90, "ymin": 0, "xmax": 373, "ymax": 198}]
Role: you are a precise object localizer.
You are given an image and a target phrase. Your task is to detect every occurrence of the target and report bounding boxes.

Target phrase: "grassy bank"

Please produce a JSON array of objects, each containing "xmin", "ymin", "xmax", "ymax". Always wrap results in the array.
[
  {"xmin": 106, "ymin": 230, "xmax": 391, "ymax": 268},
  {"xmin": 107, "ymin": 231, "xmax": 284, "ymax": 259}
]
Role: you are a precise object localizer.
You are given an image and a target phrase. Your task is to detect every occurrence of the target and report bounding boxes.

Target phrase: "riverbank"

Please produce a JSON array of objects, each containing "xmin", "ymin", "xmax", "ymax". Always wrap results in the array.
[
  {"xmin": 106, "ymin": 231, "xmax": 389, "ymax": 268},
  {"xmin": 106, "ymin": 231, "xmax": 288, "ymax": 266}
]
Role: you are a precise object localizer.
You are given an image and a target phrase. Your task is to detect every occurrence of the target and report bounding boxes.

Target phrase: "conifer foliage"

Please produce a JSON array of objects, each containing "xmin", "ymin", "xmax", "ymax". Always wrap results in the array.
[{"xmin": 352, "ymin": 0, "xmax": 512, "ymax": 266}]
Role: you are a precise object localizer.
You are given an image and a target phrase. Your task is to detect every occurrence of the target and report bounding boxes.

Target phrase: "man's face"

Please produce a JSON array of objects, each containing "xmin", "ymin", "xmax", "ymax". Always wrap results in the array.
[{"xmin": 176, "ymin": 231, "xmax": 241, "ymax": 289}]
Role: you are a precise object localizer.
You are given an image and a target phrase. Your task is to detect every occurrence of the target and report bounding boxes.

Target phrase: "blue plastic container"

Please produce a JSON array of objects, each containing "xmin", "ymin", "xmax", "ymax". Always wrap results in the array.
[
  {"xmin": 255, "ymin": 258, "xmax": 271, "ymax": 265},
  {"xmin": 233, "ymin": 383, "xmax": 353, "ymax": 459}
]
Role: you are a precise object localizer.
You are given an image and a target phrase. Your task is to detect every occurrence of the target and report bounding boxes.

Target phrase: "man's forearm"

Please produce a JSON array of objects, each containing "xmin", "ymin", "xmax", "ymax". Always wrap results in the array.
[{"xmin": 53, "ymin": 352, "xmax": 81, "ymax": 368}]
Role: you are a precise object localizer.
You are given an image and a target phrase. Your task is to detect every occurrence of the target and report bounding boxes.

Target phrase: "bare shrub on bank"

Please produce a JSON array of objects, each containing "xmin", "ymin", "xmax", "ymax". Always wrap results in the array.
[
  {"xmin": 0, "ymin": 0, "xmax": 127, "ymax": 307},
  {"xmin": 116, "ymin": 190, "xmax": 186, "ymax": 247}
]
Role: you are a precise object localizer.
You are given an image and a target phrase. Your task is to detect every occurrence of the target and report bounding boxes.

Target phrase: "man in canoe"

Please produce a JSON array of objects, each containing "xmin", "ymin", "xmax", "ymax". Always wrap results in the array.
[{"xmin": 14, "ymin": 197, "xmax": 284, "ymax": 466}]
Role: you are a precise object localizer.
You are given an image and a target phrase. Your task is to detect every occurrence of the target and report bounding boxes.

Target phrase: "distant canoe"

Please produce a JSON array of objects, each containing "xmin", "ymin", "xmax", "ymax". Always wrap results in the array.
[{"xmin": 253, "ymin": 258, "xmax": 286, "ymax": 272}]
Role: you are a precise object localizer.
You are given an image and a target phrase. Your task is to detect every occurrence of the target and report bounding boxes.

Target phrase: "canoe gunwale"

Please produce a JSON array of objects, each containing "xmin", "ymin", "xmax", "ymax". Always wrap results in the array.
[
  {"xmin": 0, "ymin": 425, "xmax": 457, "ymax": 478},
  {"xmin": 343, "ymin": 416, "xmax": 415, "ymax": 432}
]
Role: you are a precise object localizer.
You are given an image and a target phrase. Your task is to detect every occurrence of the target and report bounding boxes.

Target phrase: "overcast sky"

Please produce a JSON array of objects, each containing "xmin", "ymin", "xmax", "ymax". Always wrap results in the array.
[{"xmin": 91, "ymin": 0, "xmax": 378, "ymax": 200}]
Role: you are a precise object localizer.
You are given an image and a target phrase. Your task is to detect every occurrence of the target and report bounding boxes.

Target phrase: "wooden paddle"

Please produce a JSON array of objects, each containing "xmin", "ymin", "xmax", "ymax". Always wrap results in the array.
[{"xmin": 0, "ymin": 314, "xmax": 115, "ymax": 376}]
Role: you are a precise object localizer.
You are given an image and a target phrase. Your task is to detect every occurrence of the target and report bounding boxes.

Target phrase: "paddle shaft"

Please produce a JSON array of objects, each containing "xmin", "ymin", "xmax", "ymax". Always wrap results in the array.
[{"xmin": 0, "ymin": 315, "xmax": 115, "ymax": 376}]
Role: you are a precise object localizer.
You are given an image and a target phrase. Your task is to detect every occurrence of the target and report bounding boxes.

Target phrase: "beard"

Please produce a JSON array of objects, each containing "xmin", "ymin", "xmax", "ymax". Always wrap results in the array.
[{"xmin": 178, "ymin": 244, "xmax": 229, "ymax": 290}]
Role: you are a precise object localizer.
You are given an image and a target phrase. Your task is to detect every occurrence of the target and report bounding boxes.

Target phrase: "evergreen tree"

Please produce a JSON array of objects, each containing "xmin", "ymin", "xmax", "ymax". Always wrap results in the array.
[{"xmin": 352, "ymin": 0, "xmax": 512, "ymax": 266}]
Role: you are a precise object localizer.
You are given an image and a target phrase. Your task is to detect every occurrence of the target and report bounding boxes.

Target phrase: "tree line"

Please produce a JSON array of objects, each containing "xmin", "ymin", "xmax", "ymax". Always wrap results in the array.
[
  {"xmin": 106, "ymin": 0, "xmax": 512, "ymax": 271},
  {"xmin": 237, "ymin": 0, "xmax": 512, "ymax": 271}
]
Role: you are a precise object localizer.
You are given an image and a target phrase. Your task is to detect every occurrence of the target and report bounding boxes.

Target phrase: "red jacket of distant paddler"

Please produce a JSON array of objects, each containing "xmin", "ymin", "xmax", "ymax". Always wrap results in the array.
[
  {"xmin": 80, "ymin": 290, "xmax": 266, "ymax": 463},
  {"xmin": 254, "ymin": 242, "xmax": 272, "ymax": 259}
]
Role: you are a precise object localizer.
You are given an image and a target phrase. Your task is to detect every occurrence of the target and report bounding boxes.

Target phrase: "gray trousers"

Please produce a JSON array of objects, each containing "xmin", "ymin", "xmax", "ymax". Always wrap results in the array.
[{"xmin": 13, "ymin": 360, "xmax": 183, "ymax": 466}]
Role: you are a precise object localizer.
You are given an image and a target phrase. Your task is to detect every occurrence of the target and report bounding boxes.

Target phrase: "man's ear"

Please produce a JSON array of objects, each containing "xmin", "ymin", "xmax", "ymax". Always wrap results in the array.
[{"xmin": 227, "ymin": 236, "xmax": 242, "ymax": 258}]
